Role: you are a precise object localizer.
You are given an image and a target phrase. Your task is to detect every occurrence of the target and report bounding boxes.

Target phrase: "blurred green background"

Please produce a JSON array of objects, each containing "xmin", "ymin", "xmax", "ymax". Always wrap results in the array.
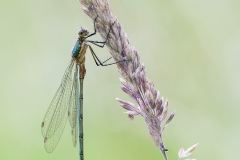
[{"xmin": 1, "ymin": 0, "xmax": 239, "ymax": 159}]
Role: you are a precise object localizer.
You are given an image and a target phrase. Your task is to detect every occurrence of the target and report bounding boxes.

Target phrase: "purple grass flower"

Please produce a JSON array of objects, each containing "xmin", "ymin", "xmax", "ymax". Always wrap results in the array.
[{"xmin": 79, "ymin": 0, "xmax": 197, "ymax": 159}]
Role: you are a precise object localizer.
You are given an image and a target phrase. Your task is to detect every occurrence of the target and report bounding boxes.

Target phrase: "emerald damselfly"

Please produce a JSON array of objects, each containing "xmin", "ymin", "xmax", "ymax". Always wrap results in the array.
[{"xmin": 41, "ymin": 16, "xmax": 127, "ymax": 160}]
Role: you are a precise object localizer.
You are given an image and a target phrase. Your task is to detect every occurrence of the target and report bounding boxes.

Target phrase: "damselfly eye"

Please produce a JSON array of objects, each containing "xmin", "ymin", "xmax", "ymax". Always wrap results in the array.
[{"xmin": 78, "ymin": 30, "xmax": 88, "ymax": 37}]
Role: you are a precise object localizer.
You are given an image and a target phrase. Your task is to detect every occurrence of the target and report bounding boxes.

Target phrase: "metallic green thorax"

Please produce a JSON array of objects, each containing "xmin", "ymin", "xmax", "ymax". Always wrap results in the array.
[{"xmin": 72, "ymin": 40, "xmax": 82, "ymax": 58}]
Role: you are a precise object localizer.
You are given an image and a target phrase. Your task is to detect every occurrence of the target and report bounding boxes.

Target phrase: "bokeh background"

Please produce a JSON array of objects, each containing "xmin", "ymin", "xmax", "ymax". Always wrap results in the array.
[{"xmin": 1, "ymin": 0, "xmax": 239, "ymax": 159}]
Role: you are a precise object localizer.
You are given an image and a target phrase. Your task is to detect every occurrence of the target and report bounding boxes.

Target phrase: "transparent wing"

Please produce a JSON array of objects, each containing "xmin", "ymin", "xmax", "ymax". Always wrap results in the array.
[
  {"xmin": 68, "ymin": 65, "xmax": 79, "ymax": 147},
  {"xmin": 71, "ymin": 124, "xmax": 78, "ymax": 147},
  {"xmin": 41, "ymin": 61, "xmax": 74, "ymax": 153}
]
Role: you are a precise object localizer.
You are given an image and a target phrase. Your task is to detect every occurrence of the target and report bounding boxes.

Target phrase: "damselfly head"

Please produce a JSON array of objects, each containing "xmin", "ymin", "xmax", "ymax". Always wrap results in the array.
[{"xmin": 78, "ymin": 27, "xmax": 89, "ymax": 37}]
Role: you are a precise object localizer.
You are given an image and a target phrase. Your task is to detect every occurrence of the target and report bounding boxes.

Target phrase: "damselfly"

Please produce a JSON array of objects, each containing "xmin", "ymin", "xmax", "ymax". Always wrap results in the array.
[{"xmin": 41, "ymin": 16, "xmax": 127, "ymax": 160}]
